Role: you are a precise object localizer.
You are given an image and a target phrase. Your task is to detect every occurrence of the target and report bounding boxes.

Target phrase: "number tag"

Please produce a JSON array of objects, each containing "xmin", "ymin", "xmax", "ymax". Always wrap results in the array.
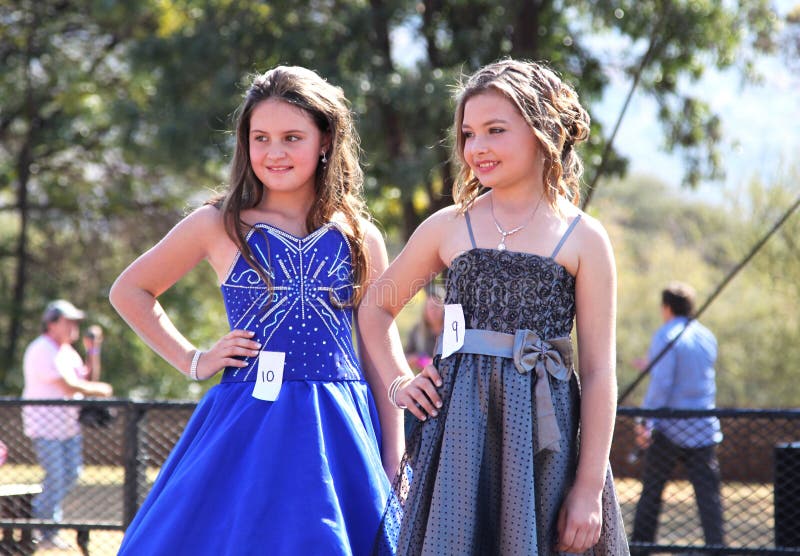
[
  {"xmin": 252, "ymin": 351, "xmax": 285, "ymax": 401},
  {"xmin": 441, "ymin": 304, "xmax": 465, "ymax": 359}
]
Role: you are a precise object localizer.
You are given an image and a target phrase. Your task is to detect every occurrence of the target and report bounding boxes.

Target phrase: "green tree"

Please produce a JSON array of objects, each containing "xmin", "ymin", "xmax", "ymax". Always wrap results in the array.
[
  {"xmin": 116, "ymin": 0, "xmax": 782, "ymax": 236},
  {"xmin": 0, "ymin": 0, "xmax": 204, "ymax": 391},
  {"xmin": 0, "ymin": 0, "xmax": 792, "ymax": 398}
]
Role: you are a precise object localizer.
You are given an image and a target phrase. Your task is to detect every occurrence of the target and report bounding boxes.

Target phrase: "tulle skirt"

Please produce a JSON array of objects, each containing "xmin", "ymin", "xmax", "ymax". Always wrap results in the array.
[{"xmin": 377, "ymin": 352, "xmax": 629, "ymax": 555}]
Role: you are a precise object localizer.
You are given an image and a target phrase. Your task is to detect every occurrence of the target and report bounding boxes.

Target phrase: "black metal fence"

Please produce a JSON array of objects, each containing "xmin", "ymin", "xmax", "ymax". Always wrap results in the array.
[
  {"xmin": 1, "ymin": 399, "xmax": 799, "ymax": 555},
  {"xmin": 0, "ymin": 398, "xmax": 195, "ymax": 555},
  {"xmin": 614, "ymin": 408, "xmax": 800, "ymax": 555}
]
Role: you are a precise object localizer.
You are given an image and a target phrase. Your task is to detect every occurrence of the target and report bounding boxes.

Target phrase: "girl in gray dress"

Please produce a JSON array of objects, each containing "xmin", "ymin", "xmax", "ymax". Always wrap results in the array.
[{"xmin": 360, "ymin": 58, "xmax": 629, "ymax": 555}]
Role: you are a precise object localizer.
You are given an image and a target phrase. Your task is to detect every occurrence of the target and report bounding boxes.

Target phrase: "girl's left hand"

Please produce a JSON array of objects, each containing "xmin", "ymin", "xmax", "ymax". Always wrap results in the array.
[
  {"xmin": 396, "ymin": 363, "xmax": 442, "ymax": 421},
  {"xmin": 554, "ymin": 483, "xmax": 603, "ymax": 553}
]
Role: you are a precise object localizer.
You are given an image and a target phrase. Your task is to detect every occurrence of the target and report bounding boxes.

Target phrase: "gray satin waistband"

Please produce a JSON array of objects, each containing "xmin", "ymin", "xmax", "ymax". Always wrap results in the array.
[
  {"xmin": 434, "ymin": 329, "xmax": 573, "ymax": 369},
  {"xmin": 435, "ymin": 329, "xmax": 512, "ymax": 358}
]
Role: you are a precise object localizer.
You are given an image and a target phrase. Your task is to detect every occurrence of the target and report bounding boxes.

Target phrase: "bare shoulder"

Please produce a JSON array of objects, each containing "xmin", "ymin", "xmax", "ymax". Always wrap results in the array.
[
  {"xmin": 424, "ymin": 204, "xmax": 463, "ymax": 229},
  {"xmin": 549, "ymin": 202, "xmax": 613, "ymax": 276},
  {"xmin": 178, "ymin": 204, "xmax": 230, "ymax": 251},
  {"xmin": 571, "ymin": 208, "xmax": 611, "ymax": 248},
  {"xmin": 178, "ymin": 203, "xmax": 226, "ymax": 236},
  {"xmin": 420, "ymin": 204, "xmax": 471, "ymax": 266},
  {"xmin": 360, "ymin": 218, "xmax": 387, "ymax": 252},
  {"xmin": 181, "ymin": 204, "xmax": 239, "ymax": 281},
  {"xmin": 561, "ymin": 205, "xmax": 615, "ymax": 280},
  {"xmin": 421, "ymin": 204, "xmax": 464, "ymax": 239},
  {"xmin": 330, "ymin": 211, "xmax": 355, "ymax": 236}
]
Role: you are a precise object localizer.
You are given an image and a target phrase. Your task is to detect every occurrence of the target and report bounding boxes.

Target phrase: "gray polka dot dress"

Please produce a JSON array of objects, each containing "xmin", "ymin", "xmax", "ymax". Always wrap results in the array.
[{"xmin": 377, "ymin": 214, "xmax": 629, "ymax": 556}]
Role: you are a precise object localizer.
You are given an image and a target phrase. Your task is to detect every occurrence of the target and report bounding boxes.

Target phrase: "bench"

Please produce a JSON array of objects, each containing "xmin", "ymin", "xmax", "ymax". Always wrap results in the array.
[{"xmin": 0, "ymin": 483, "xmax": 42, "ymax": 554}]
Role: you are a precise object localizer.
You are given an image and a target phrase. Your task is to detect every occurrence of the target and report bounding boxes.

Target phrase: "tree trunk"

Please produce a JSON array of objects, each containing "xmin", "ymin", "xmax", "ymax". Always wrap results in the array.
[
  {"xmin": 429, "ymin": 148, "xmax": 454, "ymax": 215},
  {"xmin": 369, "ymin": 0, "xmax": 416, "ymax": 238},
  {"xmin": 422, "ymin": 0, "xmax": 454, "ymax": 219},
  {"xmin": 6, "ymin": 140, "xmax": 32, "ymax": 387},
  {"xmin": 511, "ymin": 0, "xmax": 545, "ymax": 56},
  {"xmin": 4, "ymin": 8, "xmax": 38, "ymax": 387}
]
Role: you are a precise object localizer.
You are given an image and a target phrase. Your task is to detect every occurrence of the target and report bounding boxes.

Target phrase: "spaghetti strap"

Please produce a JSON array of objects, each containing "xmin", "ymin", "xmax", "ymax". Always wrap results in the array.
[
  {"xmin": 464, "ymin": 212, "xmax": 478, "ymax": 249},
  {"xmin": 550, "ymin": 214, "xmax": 582, "ymax": 258}
]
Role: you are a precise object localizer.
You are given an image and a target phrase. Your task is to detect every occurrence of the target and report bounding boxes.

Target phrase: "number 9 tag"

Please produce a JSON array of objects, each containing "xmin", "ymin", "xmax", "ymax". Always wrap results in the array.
[
  {"xmin": 441, "ymin": 304, "xmax": 465, "ymax": 359},
  {"xmin": 253, "ymin": 351, "xmax": 285, "ymax": 401}
]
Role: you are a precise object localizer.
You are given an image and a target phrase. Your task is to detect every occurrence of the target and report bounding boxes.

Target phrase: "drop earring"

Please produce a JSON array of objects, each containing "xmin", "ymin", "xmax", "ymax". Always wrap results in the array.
[{"xmin": 320, "ymin": 151, "xmax": 328, "ymax": 165}]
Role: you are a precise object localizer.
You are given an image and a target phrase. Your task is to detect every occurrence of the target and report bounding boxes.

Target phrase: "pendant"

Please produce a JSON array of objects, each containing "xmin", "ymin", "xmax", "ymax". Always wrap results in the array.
[{"xmin": 498, "ymin": 232, "xmax": 508, "ymax": 251}]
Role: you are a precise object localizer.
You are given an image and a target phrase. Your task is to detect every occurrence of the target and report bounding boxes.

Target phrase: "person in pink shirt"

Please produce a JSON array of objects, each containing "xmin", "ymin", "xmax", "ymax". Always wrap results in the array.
[{"xmin": 21, "ymin": 299, "xmax": 112, "ymax": 550}]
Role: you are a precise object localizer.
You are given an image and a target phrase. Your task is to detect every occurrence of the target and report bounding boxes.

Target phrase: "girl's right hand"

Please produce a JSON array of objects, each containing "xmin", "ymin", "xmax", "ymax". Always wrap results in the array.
[
  {"xmin": 194, "ymin": 329, "xmax": 262, "ymax": 380},
  {"xmin": 396, "ymin": 363, "xmax": 443, "ymax": 421}
]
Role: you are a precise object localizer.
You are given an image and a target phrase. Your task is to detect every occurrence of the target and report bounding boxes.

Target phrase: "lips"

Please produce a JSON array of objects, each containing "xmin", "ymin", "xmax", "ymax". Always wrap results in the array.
[
  {"xmin": 474, "ymin": 160, "xmax": 499, "ymax": 173},
  {"xmin": 266, "ymin": 165, "xmax": 292, "ymax": 172}
]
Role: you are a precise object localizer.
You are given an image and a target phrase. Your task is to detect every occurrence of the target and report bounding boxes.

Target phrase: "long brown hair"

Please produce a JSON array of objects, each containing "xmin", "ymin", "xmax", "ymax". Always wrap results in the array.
[
  {"xmin": 451, "ymin": 59, "xmax": 591, "ymax": 213},
  {"xmin": 212, "ymin": 66, "xmax": 370, "ymax": 304}
]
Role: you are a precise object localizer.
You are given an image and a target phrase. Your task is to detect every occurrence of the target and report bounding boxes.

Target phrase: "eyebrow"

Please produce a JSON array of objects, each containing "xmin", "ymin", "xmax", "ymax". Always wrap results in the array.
[
  {"xmin": 461, "ymin": 118, "xmax": 510, "ymax": 128},
  {"xmin": 250, "ymin": 128, "xmax": 308, "ymax": 134}
]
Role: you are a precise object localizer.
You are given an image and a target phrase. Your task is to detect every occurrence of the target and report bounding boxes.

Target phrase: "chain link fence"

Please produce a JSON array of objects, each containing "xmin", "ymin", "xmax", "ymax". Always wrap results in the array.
[
  {"xmin": 1, "ymin": 400, "xmax": 799, "ymax": 555},
  {"xmin": 615, "ymin": 408, "xmax": 800, "ymax": 555},
  {"xmin": 0, "ymin": 399, "xmax": 194, "ymax": 555}
]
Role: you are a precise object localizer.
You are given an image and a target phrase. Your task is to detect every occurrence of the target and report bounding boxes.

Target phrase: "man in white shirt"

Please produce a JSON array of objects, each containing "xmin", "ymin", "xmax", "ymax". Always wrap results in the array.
[{"xmin": 22, "ymin": 300, "xmax": 113, "ymax": 549}]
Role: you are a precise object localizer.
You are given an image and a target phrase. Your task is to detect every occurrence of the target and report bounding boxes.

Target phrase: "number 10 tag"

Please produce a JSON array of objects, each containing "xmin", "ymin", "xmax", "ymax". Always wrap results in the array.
[
  {"xmin": 253, "ymin": 351, "xmax": 285, "ymax": 401},
  {"xmin": 441, "ymin": 304, "xmax": 465, "ymax": 359}
]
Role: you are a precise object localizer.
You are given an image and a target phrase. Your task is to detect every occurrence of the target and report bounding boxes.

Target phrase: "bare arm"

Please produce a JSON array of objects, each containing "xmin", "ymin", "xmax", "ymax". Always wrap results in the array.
[
  {"xmin": 357, "ymin": 209, "xmax": 451, "ymax": 424},
  {"xmin": 83, "ymin": 325, "xmax": 103, "ymax": 381},
  {"xmin": 356, "ymin": 222, "xmax": 405, "ymax": 477},
  {"xmin": 573, "ymin": 217, "xmax": 617, "ymax": 493},
  {"xmin": 109, "ymin": 206, "xmax": 259, "ymax": 380},
  {"xmin": 556, "ymin": 214, "xmax": 618, "ymax": 552},
  {"xmin": 58, "ymin": 372, "xmax": 113, "ymax": 397}
]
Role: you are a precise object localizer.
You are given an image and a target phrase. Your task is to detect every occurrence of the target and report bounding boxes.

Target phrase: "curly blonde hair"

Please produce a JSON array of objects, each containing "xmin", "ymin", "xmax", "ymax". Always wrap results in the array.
[
  {"xmin": 452, "ymin": 59, "xmax": 591, "ymax": 213},
  {"xmin": 212, "ymin": 66, "xmax": 369, "ymax": 304}
]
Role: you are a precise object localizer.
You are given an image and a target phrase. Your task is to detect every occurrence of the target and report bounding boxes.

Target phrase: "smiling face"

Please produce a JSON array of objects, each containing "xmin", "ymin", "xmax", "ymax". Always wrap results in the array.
[
  {"xmin": 248, "ymin": 98, "xmax": 328, "ymax": 196},
  {"xmin": 460, "ymin": 89, "xmax": 544, "ymax": 193}
]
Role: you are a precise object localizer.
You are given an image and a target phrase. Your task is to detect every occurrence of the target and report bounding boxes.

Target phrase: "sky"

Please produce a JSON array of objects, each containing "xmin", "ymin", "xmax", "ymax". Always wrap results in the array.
[{"xmin": 592, "ymin": 6, "xmax": 800, "ymax": 198}]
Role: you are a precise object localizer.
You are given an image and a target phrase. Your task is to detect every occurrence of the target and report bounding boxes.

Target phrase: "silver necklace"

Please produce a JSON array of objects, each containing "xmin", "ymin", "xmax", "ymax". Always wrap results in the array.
[{"xmin": 490, "ymin": 192, "xmax": 545, "ymax": 251}]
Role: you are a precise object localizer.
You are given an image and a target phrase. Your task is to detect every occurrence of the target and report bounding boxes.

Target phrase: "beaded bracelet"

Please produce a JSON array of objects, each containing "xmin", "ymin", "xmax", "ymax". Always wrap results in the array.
[
  {"xmin": 388, "ymin": 375, "xmax": 413, "ymax": 409},
  {"xmin": 189, "ymin": 350, "xmax": 203, "ymax": 381}
]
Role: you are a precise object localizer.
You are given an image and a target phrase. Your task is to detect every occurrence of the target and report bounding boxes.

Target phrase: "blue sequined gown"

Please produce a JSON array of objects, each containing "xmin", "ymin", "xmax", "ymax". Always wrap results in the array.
[{"xmin": 119, "ymin": 223, "xmax": 390, "ymax": 556}]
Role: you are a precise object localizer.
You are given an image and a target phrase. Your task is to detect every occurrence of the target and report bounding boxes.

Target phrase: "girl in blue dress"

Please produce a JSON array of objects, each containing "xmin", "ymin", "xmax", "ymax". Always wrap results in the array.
[{"xmin": 110, "ymin": 66, "xmax": 403, "ymax": 555}]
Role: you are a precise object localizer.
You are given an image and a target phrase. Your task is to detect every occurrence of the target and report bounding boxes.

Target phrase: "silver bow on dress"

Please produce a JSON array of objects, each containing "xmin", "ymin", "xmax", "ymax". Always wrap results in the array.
[{"xmin": 512, "ymin": 330, "xmax": 573, "ymax": 454}]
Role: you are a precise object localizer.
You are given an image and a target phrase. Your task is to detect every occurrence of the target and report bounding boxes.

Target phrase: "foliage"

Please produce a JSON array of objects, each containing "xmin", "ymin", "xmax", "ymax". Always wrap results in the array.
[
  {"xmin": 111, "ymin": 0, "xmax": 781, "ymax": 234},
  {"xmin": 0, "ymin": 0, "xmax": 210, "ymax": 391},
  {"xmin": 0, "ymin": 0, "xmax": 795, "ymax": 401}
]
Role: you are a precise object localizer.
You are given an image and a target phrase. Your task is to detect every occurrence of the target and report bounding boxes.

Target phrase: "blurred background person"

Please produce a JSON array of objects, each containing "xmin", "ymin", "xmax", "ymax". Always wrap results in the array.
[
  {"xmin": 404, "ymin": 286, "xmax": 444, "ymax": 373},
  {"xmin": 631, "ymin": 282, "xmax": 724, "ymax": 555},
  {"xmin": 21, "ymin": 300, "xmax": 113, "ymax": 550},
  {"xmin": 76, "ymin": 324, "xmax": 116, "ymax": 429},
  {"xmin": 83, "ymin": 324, "xmax": 103, "ymax": 381}
]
